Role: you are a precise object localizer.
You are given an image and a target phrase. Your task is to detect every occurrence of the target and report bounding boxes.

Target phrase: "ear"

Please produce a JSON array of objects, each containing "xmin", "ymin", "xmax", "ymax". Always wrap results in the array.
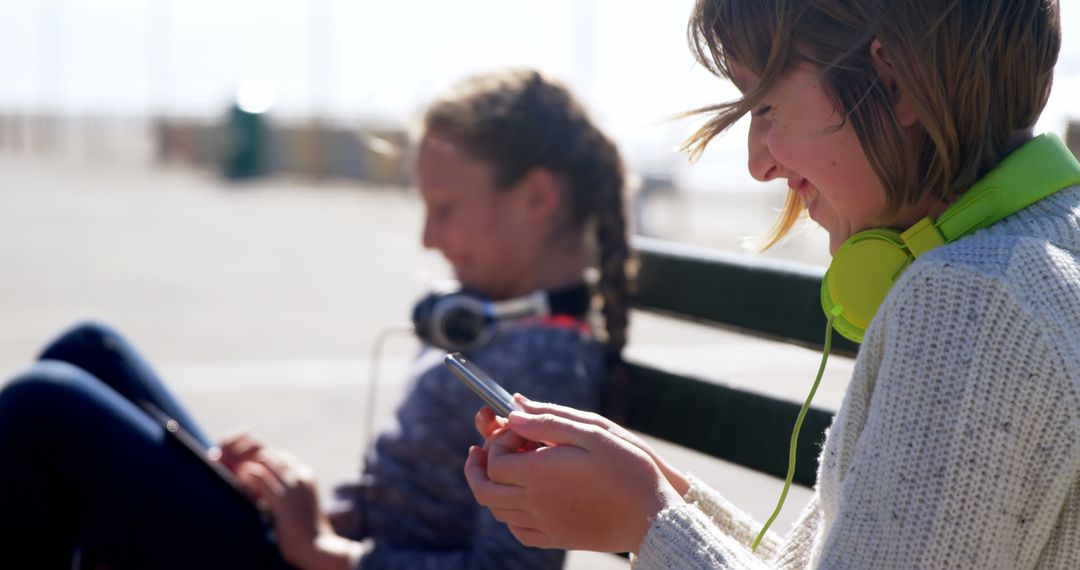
[
  {"xmin": 868, "ymin": 38, "xmax": 919, "ymax": 128},
  {"xmin": 515, "ymin": 168, "xmax": 563, "ymax": 225}
]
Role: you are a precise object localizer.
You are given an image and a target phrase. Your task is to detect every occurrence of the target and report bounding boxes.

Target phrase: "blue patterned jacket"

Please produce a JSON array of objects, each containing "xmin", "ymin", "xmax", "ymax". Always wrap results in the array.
[{"xmin": 331, "ymin": 320, "xmax": 606, "ymax": 569}]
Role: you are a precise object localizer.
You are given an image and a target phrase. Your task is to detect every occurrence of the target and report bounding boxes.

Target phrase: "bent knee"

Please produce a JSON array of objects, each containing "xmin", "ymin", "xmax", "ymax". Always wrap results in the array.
[
  {"xmin": 53, "ymin": 320, "xmax": 121, "ymax": 348},
  {"xmin": 38, "ymin": 320, "xmax": 129, "ymax": 364},
  {"xmin": 0, "ymin": 361, "xmax": 102, "ymax": 421}
]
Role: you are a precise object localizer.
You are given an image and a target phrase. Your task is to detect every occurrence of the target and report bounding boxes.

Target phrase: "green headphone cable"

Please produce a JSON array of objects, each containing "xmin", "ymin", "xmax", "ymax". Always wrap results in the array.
[{"xmin": 751, "ymin": 305, "xmax": 843, "ymax": 551}]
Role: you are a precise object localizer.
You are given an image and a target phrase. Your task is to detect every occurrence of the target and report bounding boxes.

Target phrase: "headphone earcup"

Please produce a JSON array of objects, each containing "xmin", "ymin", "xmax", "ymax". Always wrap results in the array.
[
  {"xmin": 821, "ymin": 228, "xmax": 913, "ymax": 343},
  {"xmin": 411, "ymin": 291, "xmax": 493, "ymax": 352},
  {"xmin": 411, "ymin": 292, "xmax": 440, "ymax": 344},
  {"xmin": 411, "ymin": 283, "xmax": 586, "ymax": 352},
  {"xmin": 435, "ymin": 303, "xmax": 490, "ymax": 351}
]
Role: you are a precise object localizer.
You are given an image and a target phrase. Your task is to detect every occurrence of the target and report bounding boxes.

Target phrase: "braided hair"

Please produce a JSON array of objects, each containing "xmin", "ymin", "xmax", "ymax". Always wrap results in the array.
[{"xmin": 422, "ymin": 69, "xmax": 634, "ymax": 368}]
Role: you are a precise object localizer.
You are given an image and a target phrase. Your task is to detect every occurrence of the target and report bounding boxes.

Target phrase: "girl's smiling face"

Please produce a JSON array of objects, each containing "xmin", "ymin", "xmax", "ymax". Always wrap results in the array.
[
  {"xmin": 733, "ymin": 60, "xmax": 891, "ymax": 254},
  {"xmin": 731, "ymin": 58, "xmax": 940, "ymax": 255},
  {"xmin": 416, "ymin": 134, "xmax": 530, "ymax": 299}
]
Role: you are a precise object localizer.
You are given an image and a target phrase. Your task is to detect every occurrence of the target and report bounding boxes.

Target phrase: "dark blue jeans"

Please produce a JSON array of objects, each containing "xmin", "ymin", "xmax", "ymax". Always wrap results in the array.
[{"xmin": 0, "ymin": 322, "xmax": 294, "ymax": 569}]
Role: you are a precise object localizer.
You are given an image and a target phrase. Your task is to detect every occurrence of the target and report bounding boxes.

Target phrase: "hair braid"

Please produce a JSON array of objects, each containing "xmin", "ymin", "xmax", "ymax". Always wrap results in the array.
[
  {"xmin": 566, "ymin": 124, "xmax": 635, "ymax": 419},
  {"xmin": 586, "ymin": 137, "xmax": 633, "ymax": 360}
]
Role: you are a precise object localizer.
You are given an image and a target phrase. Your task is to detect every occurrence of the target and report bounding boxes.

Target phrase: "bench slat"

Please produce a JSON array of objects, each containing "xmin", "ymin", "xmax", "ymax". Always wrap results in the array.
[
  {"xmin": 632, "ymin": 237, "xmax": 860, "ymax": 357},
  {"xmin": 621, "ymin": 361, "xmax": 833, "ymax": 488}
]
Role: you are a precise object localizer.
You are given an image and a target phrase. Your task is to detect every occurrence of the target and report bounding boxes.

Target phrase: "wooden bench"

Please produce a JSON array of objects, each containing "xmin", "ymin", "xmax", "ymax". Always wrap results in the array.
[{"xmin": 609, "ymin": 237, "xmax": 857, "ymax": 489}]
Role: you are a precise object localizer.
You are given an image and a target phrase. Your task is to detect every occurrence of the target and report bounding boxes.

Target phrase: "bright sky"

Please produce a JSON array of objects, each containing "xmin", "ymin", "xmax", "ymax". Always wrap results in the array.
[{"xmin": 2, "ymin": 0, "xmax": 1079, "ymax": 190}]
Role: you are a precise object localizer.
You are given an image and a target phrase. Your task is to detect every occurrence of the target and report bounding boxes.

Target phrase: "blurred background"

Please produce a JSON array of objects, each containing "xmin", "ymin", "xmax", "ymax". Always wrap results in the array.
[
  {"xmin": 5, "ymin": 0, "xmax": 1080, "ymax": 260},
  {"xmin": 1, "ymin": 1, "xmax": 1077, "ymax": 566}
]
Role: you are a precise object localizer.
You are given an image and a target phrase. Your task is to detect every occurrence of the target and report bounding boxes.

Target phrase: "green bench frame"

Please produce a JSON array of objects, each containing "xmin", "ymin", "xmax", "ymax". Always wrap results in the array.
[{"xmin": 611, "ymin": 237, "xmax": 854, "ymax": 488}]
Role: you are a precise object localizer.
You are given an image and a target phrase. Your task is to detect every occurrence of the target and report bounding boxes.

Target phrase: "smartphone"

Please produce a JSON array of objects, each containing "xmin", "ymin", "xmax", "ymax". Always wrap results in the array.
[{"xmin": 443, "ymin": 352, "xmax": 521, "ymax": 417}]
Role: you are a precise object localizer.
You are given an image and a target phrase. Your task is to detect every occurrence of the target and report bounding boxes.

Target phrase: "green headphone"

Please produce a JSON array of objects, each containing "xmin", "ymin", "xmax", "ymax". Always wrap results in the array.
[{"xmin": 821, "ymin": 133, "xmax": 1080, "ymax": 343}]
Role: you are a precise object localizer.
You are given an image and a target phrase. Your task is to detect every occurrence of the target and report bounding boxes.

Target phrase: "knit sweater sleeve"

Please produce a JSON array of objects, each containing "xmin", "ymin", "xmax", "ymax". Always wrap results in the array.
[
  {"xmin": 681, "ymin": 475, "xmax": 785, "ymax": 558},
  {"xmin": 633, "ymin": 477, "xmax": 818, "ymax": 569}
]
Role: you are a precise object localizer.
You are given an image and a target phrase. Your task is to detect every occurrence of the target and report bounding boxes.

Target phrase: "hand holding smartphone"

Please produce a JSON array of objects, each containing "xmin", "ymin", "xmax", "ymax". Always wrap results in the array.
[{"xmin": 443, "ymin": 352, "xmax": 521, "ymax": 417}]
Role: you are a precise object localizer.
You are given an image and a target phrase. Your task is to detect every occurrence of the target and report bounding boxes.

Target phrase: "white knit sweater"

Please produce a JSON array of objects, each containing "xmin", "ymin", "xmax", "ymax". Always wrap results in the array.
[{"xmin": 635, "ymin": 185, "xmax": 1080, "ymax": 569}]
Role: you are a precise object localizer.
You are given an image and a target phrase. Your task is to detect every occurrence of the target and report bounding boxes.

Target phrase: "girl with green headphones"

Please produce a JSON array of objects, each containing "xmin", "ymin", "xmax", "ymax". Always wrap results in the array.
[{"xmin": 465, "ymin": 0, "xmax": 1080, "ymax": 568}]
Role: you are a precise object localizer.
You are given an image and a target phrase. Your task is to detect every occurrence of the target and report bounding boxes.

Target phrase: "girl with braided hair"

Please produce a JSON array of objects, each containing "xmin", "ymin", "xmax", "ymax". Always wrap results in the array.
[
  {"xmin": 322, "ymin": 68, "xmax": 633, "ymax": 569},
  {"xmin": 0, "ymin": 68, "xmax": 632, "ymax": 569},
  {"xmin": 415, "ymin": 68, "xmax": 632, "ymax": 366}
]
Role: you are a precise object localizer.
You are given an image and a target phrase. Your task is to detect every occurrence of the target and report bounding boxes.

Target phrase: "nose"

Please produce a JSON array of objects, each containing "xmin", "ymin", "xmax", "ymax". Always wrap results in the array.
[{"xmin": 747, "ymin": 118, "xmax": 782, "ymax": 182}]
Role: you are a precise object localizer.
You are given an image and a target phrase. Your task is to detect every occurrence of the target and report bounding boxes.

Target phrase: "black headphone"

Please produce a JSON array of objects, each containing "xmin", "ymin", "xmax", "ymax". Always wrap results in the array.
[{"xmin": 411, "ymin": 282, "xmax": 591, "ymax": 352}]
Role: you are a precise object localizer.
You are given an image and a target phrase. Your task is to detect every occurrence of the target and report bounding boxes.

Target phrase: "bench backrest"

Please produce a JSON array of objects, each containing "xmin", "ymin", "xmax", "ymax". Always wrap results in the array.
[{"xmin": 614, "ymin": 237, "xmax": 854, "ymax": 487}]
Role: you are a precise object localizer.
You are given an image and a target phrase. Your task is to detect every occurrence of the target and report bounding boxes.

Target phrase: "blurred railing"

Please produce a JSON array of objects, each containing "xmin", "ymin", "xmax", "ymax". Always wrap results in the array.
[
  {"xmin": 1067, "ymin": 120, "xmax": 1080, "ymax": 159},
  {"xmin": 0, "ymin": 112, "xmax": 410, "ymax": 187},
  {"xmin": 0, "ymin": 114, "xmax": 156, "ymax": 165},
  {"xmin": 155, "ymin": 117, "xmax": 410, "ymax": 185}
]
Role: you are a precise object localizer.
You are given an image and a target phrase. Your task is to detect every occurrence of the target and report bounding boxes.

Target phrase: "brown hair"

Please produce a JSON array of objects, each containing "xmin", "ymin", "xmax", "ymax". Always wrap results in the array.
[
  {"xmin": 421, "ymin": 69, "xmax": 634, "ymax": 363},
  {"xmin": 684, "ymin": 0, "xmax": 1061, "ymax": 248}
]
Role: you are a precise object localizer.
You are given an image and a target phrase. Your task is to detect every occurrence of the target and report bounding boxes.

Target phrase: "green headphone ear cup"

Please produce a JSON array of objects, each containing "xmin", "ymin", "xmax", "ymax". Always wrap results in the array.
[{"xmin": 821, "ymin": 228, "xmax": 914, "ymax": 343}]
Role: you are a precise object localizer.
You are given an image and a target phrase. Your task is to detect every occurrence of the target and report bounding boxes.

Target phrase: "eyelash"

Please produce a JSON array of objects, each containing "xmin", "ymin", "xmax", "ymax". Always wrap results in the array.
[{"xmin": 752, "ymin": 105, "xmax": 773, "ymax": 117}]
